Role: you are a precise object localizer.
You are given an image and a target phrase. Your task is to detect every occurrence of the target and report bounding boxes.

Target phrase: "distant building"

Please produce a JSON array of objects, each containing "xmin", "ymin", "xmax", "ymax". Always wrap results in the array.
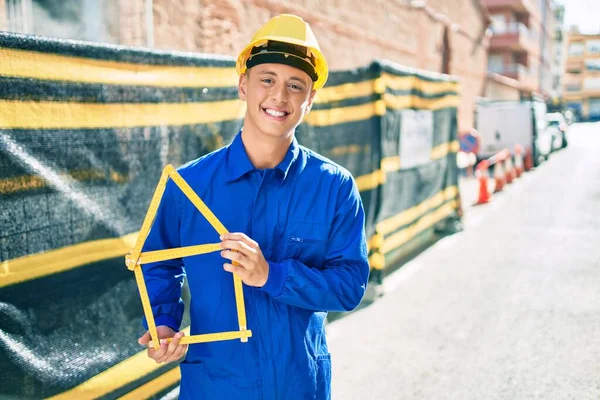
[
  {"xmin": 563, "ymin": 32, "xmax": 600, "ymax": 121},
  {"xmin": 550, "ymin": 4, "xmax": 566, "ymax": 101},
  {"xmin": 482, "ymin": 0, "xmax": 557, "ymax": 99},
  {"xmin": 0, "ymin": 0, "xmax": 491, "ymax": 132}
]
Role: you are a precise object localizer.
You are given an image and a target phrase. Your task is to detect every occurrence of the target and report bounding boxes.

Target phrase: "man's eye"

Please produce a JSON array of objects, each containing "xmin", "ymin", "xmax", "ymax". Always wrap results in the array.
[
  {"xmin": 262, "ymin": 78, "xmax": 273, "ymax": 84},
  {"xmin": 290, "ymin": 84, "xmax": 304, "ymax": 91}
]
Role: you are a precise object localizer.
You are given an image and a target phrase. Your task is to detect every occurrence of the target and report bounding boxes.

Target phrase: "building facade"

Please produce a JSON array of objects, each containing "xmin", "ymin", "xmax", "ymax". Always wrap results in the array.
[
  {"xmin": 0, "ymin": 0, "xmax": 490, "ymax": 132},
  {"xmin": 563, "ymin": 32, "xmax": 600, "ymax": 121},
  {"xmin": 550, "ymin": 4, "xmax": 566, "ymax": 100},
  {"xmin": 483, "ymin": 0, "xmax": 557, "ymax": 98}
]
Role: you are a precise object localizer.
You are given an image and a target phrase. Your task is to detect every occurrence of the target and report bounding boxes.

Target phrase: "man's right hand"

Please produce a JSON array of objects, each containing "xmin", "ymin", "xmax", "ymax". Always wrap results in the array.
[{"xmin": 138, "ymin": 325, "xmax": 188, "ymax": 364}]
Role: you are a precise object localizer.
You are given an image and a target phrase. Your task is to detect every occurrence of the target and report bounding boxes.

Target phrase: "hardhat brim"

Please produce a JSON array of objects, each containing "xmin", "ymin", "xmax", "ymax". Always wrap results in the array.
[{"xmin": 236, "ymin": 36, "xmax": 328, "ymax": 90}]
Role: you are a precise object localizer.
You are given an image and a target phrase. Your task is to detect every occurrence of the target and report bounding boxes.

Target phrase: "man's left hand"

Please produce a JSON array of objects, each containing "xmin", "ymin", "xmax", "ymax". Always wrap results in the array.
[{"xmin": 220, "ymin": 233, "xmax": 269, "ymax": 287}]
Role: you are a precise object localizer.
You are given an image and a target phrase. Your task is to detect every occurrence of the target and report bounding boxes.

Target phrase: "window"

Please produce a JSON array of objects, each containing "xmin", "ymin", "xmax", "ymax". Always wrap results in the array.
[
  {"xmin": 490, "ymin": 14, "xmax": 507, "ymax": 34},
  {"xmin": 568, "ymin": 42, "xmax": 584, "ymax": 56},
  {"xmin": 586, "ymin": 60, "xmax": 600, "ymax": 71},
  {"xmin": 584, "ymin": 78, "xmax": 600, "ymax": 90},
  {"xmin": 488, "ymin": 54, "xmax": 504, "ymax": 73},
  {"xmin": 590, "ymin": 98, "xmax": 600, "ymax": 118},
  {"xmin": 586, "ymin": 40, "xmax": 600, "ymax": 54}
]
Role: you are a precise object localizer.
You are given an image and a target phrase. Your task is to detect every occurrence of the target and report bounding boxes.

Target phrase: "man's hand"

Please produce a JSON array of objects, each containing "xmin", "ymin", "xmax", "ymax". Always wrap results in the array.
[
  {"xmin": 220, "ymin": 233, "xmax": 269, "ymax": 287},
  {"xmin": 137, "ymin": 325, "xmax": 188, "ymax": 364}
]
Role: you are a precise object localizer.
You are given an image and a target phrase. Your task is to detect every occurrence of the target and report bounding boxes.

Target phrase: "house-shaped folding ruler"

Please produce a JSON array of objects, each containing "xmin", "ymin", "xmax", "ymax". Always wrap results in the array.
[{"xmin": 125, "ymin": 164, "xmax": 252, "ymax": 349}]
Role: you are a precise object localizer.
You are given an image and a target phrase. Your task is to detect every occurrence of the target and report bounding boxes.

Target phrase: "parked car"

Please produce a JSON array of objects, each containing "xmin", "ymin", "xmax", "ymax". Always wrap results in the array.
[{"xmin": 546, "ymin": 112, "xmax": 569, "ymax": 151}]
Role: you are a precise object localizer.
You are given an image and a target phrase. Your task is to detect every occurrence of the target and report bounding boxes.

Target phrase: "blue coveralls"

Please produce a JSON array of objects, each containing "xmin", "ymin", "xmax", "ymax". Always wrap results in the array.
[{"xmin": 143, "ymin": 132, "xmax": 370, "ymax": 399}]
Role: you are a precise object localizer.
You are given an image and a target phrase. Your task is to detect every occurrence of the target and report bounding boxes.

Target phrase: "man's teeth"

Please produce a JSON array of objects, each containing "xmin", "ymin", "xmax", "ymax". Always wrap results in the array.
[{"xmin": 265, "ymin": 109, "xmax": 286, "ymax": 117}]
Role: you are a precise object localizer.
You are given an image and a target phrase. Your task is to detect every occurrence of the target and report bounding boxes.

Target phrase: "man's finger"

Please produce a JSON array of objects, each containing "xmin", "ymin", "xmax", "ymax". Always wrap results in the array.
[
  {"xmin": 150, "ymin": 339, "xmax": 167, "ymax": 361},
  {"xmin": 220, "ymin": 249, "xmax": 246, "ymax": 264},
  {"xmin": 138, "ymin": 331, "xmax": 150, "ymax": 345},
  {"xmin": 223, "ymin": 263, "xmax": 247, "ymax": 276},
  {"xmin": 163, "ymin": 332, "xmax": 184, "ymax": 361},
  {"xmin": 220, "ymin": 239, "xmax": 256, "ymax": 255},
  {"xmin": 171, "ymin": 337, "xmax": 188, "ymax": 360},
  {"xmin": 221, "ymin": 233, "xmax": 258, "ymax": 248}
]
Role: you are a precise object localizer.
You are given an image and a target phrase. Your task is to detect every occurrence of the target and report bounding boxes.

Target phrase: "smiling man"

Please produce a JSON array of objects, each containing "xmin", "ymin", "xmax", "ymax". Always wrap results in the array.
[{"xmin": 137, "ymin": 14, "xmax": 370, "ymax": 400}]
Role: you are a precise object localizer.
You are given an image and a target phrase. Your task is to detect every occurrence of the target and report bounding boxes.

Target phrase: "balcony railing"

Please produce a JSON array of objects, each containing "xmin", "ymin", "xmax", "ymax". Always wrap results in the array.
[
  {"xmin": 485, "ymin": 0, "xmax": 533, "ymax": 14},
  {"xmin": 490, "ymin": 22, "xmax": 537, "ymax": 53},
  {"xmin": 488, "ymin": 63, "xmax": 530, "ymax": 76},
  {"xmin": 491, "ymin": 22, "xmax": 530, "ymax": 36},
  {"xmin": 489, "ymin": 63, "xmax": 538, "ymax": 91}
]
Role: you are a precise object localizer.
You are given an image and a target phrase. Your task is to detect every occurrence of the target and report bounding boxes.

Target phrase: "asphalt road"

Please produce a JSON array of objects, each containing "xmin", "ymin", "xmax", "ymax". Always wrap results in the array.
[{"xmin": 328, "ymin": 122, "xmax": 600, "ymax": 400}]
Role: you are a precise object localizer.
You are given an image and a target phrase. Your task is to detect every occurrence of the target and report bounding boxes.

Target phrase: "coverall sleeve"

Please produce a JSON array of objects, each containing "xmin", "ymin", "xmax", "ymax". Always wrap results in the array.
[
  {"xmin": 260, "ymin": 175, "xmax": 370, "ymax": 312},
  {"xmin": 140, "ymin": 180, "xmax": 185, "ymax": 332}
]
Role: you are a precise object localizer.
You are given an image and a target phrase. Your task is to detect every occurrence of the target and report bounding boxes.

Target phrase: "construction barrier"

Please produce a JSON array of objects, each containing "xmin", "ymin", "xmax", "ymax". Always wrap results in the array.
[{"xmin": 0, "ymin": 33, "xmax": 460, "ymax": 399}]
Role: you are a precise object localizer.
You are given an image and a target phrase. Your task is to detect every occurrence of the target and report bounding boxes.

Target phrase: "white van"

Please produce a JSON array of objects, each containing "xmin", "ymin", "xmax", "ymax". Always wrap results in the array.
[{"xmin": 475, "ymin": 100, "xmax": 552, "ymax": 166}]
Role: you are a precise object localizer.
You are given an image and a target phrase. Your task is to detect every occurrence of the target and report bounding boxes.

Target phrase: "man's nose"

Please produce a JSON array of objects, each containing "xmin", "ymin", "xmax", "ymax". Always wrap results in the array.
[{"xmin": 271, "ymin": 83, "xmax": 288, "ymax": 103}]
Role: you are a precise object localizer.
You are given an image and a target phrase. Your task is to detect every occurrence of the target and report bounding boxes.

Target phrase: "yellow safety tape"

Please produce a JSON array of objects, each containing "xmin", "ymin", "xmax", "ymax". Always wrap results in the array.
[
  {"xmin": 127, "ymin": 164, "xmax": 250, "ymax": 349},
  {"xmin": 314, "ymin": 75, "xmax": 457, "ymax": 105},
  {"xmin": 0, "ymin": 168, "xmax": 128, "ymax": 195},
  {"xmin": 430, "ymin": 142, "xmax": 451, "ymax": 161},
  {"xmin": 314, "ymin": 79, "xmax": 376, "ymax": 104},
  {"xmin": 328, "ymin": 144, "xmax": 370, "ymax": 157},
  {"xmin": 368, "ymin": 252, "xmax": 385, "ymax": 270},
  {"xmin": 0, "ymin": 47, "xmax": 238, "ymax": 87},
  {"xmin": 382, "ymin": 73, "xmax": 459, "ymax": 94},
  {"xmin": 116, "ymin": 367, "xmax": 180, "ymax": 400},
  {"xmin": 0, "ymin": 232, "xmax": 138, "ymax": 288},
  {"xmin": 376, "ymin": 186, "xmax": 458, "ymax": 236},
  {"xmin": 384, "ymin": 93, "xmax": 460, "ymax": 110},
  {"xmin": 0, "ymin": 99, "xmax": 246, "ymax": 129},
  {"xmin": 0, "ymin": 93, "xmax": 455, "ymax": 131},
  {"xmin": 354, "ymin": 168, "xmax": 386, "ymax": 192},
  {"xmin": 381, "ymin": 156, "xmax": 401, "ymax": 172},
  {"xmin": 382, "ymin": 200, "xmax": 458, "ymax": 254},
  {"xmin": 305, "ymin": 100, "xmax": 386, "ymax": 127},
  {"xmin": 430, "ymin": 141, "xmax": 460, "ymax": 160},
  {"xmin": 44, "ymin": 326, "xmax": 191, "ymax": 400}
]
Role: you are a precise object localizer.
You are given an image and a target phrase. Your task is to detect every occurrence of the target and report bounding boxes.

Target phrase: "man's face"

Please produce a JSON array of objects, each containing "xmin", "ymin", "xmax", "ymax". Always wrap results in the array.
[{"xmin": 238, "ymin": 63, "xmax": 316, "ymax": 140}]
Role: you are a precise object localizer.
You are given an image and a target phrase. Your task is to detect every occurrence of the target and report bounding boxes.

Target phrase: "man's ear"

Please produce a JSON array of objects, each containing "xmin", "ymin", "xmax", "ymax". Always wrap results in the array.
[
  {"xmin": 238, "ymin": 72, "xmax": 248, "ymax": 101},
  {"xmin": 304, "ymin": 89, "xmax": 317, "ymax": 115}
]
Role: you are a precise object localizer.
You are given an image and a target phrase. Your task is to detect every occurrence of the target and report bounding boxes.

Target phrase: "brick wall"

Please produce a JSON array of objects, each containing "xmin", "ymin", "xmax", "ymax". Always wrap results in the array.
[
  {"xmin": 121, "ymin": 0, "xmax": 489, "ymax": 132},
  {"xmin": 485, "ymin": 75, "xmax": 521, "ymax": 100},
  {"xmin": 119, "ymin": 0, "xmax": 147, "ymax": 47},
  {"xmin": 0, "ymin": 0, "xmax": 5, "ymax": 30}
]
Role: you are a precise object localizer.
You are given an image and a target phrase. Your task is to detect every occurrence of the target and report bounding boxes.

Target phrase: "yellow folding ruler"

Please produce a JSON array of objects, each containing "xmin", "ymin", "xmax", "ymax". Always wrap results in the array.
[{"xmin": 125, "ymin": 164, "xmax": 252, "ymax": 350}]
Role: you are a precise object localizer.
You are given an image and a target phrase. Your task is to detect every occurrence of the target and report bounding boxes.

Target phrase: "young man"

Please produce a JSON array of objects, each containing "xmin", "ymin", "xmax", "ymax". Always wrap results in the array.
[{"xmin": 137, "ymin": 14, "xmax": 369, "ymax": 400}]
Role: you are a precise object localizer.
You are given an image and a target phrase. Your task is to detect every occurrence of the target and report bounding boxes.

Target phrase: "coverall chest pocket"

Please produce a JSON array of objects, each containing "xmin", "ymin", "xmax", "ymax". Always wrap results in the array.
[{"xmin": 284, "ymin": 221, "xmax": 328, "ymax": 267}]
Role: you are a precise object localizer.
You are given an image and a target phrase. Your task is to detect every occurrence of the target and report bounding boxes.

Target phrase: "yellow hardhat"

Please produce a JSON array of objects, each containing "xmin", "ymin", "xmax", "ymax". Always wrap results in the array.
[{"xmin": 236, "ymin": 14, "xmax": 329, "ymax": 90}]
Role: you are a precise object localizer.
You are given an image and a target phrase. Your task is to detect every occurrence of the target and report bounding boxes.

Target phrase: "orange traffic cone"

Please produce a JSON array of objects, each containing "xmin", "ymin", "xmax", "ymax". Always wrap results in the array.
[
  {"xmin": 514, "ymin": 144, "xmax": 524, "ymax": 177},
  {"xmin": 493, "ymin": 156, "xmax": 506, "ymax": 193},
  {"xmin": 504, "ymin": 149, "xmax": 515, "ymax": 184},
  {"xmin": 524, "ymin": 146, "xmax": 533, "ymax": 171},
  {"xmin": 475, "ymin": 160, "xmax": 492, "ymax": 205}
]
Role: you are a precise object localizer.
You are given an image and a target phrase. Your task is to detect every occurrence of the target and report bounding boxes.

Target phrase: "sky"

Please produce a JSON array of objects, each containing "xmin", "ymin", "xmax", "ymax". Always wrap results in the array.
[{"xmin": 558, "ymin": 0, "xmax": 600, "ymax": 34}]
